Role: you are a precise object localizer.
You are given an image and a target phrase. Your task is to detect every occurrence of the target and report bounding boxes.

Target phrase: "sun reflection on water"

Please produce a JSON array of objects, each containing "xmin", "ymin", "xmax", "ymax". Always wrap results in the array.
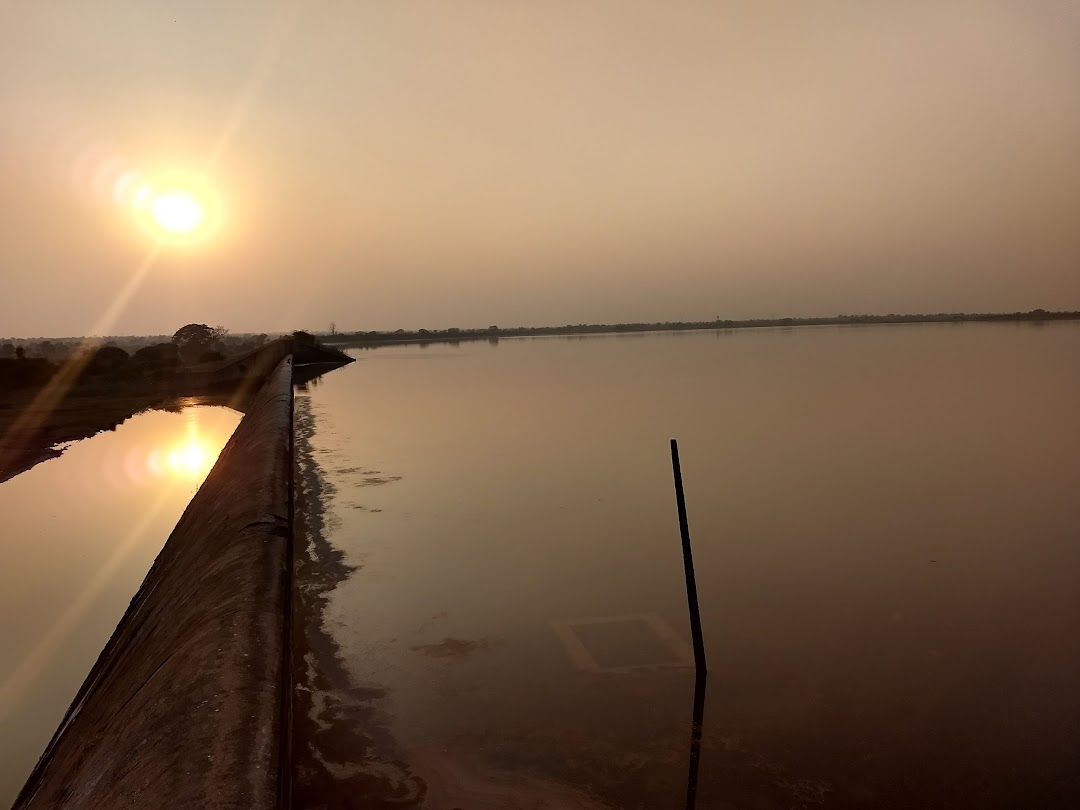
[
  {"xmin": 165, "ymin": 441, "xmax": 212, "ymax": 478},
  {"xmin": 133, "ymin": 407, "xmax": 229, "ymax": 486},
  {"xmin": 159, "ymin": 407, "xmax": 225, "ymax": 481}
]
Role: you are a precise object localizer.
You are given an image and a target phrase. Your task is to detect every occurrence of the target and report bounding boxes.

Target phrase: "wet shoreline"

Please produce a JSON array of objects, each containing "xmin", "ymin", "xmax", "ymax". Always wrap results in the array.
[{"xmin": 291, "ymin": 394, "xmax": 426, "ymax": 806}]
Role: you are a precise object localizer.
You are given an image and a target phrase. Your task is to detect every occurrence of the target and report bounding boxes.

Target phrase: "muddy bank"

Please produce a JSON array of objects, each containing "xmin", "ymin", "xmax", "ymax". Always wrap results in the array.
[
  {"xmin": 290, "ymin": 395, "xmax": 621, "ymax": 810},
  {"xmin": 14, "ymin": 358, "xmax": 294, "ymax": 809}
]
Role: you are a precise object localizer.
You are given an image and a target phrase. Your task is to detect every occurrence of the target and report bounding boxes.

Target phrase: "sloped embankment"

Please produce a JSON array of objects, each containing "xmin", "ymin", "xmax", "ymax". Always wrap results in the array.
[{"xmin": 14, "ymin": 358, "xmax": 295, "ymax": 809}]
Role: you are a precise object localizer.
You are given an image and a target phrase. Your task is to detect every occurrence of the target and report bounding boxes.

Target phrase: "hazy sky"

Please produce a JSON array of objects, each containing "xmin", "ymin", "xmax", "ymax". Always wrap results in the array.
[{"xmin": 1, "ymin": 1, "xmax": 1078, "ymax": 337}]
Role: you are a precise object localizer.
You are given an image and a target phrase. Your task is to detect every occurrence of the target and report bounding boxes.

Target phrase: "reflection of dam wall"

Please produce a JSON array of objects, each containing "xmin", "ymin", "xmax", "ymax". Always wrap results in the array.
[
  {"xmin": 173, "ymin": 336, "xmax": 351, "ymax": 392},
  {"xmin": 173, "ymin": 337, "xmax": 294, "ymax": 390},
  {"xmin": 15, "ymin": 358, "xmax": 294, "ymax": 809}
]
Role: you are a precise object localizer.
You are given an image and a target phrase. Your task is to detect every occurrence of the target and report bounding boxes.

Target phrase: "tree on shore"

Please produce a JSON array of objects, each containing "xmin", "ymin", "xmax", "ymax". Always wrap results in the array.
[
  {"xmin": 85, "ymin": 345, "xmax": 130, "ymax": 374},
  {"xmin": 133, "ymin": 343, "xmax": 180, "ymax": 369},
  {"xmin": 172, "ymin": 324, "xmax": 228, "ymax": 363}
]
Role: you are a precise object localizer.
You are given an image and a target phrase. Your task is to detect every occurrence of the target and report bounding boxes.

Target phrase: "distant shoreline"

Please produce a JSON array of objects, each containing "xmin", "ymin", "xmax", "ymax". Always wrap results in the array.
[{"xmin": 325, "ymin": 308, "xmax": 1080, "ymax": 349}]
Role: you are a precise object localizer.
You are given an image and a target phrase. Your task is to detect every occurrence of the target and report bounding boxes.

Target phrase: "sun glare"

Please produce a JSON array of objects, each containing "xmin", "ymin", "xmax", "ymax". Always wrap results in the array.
[{"xmin": 150, "ymin": 191, "xmax": 205, "ymax": 234}]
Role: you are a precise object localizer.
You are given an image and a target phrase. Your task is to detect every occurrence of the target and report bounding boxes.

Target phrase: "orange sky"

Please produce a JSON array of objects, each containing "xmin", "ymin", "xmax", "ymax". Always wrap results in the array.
[{"xmin": 1, "ymin": 1, "xmax": 1078, "ymax": 337}]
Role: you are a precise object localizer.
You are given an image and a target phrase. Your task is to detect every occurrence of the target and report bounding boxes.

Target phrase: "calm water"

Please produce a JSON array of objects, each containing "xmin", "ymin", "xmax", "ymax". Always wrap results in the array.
[
  {"xmin": 294, "ymin": 323, "xmax": 1080, "ymax": 809},
  {"xmin": 0, "ymin": 405, "xmax": 240, "ymax": 807}
]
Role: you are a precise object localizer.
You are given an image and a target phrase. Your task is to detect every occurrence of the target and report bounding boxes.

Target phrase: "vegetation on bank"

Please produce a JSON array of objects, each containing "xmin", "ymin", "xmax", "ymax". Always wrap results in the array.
[
  {"xmin": 0, "ymin": 325, "xmax": 273, "ymax": 383},
  {"xmin": 323, "ymin": 308, "xmax": 1080, "ymax": 347}
]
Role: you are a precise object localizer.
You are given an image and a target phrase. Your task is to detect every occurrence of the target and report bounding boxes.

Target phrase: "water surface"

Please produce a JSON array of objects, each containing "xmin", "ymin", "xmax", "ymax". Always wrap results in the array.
[
  {"xmin": 0, "ymin": 405, "xmax": 240, "ymax": 806},
  {"xmin": 293, "ymin": 323, "xmax": 1080, "ymax": 808}
]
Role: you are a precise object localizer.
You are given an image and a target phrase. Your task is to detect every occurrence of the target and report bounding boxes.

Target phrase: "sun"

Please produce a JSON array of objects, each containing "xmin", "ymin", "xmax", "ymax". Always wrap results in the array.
[
  {"xmin": 150, "ymin": 190, "xmax": 205, "ymax": 234},
  {"xmin": 127, "ymin": 172, "xmax": 223, "ymax": 245}
]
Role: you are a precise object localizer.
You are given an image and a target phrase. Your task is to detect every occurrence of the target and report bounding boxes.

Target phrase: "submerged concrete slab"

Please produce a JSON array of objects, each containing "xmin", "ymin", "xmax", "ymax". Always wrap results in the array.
[
  {"xmin": 550, "ymin": 613, "xmax": 695, "ymax": 674},
  {"xmin": 14, "ymin": 358, "xmax": 294, "ymax": 810}
]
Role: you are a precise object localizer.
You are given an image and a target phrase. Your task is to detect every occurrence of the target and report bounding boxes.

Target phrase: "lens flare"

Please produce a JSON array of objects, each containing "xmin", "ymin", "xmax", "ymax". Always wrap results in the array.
[
  {"xmin": 113, "ymin": 170, "xmax": 144, "ymax": 207},
  {"xmin": 133, "ymin": 184, "xmax": 153, "ymax": 209}
]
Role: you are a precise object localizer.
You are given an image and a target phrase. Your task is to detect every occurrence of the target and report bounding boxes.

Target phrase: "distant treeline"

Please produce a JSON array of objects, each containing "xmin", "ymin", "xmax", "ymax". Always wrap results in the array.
[
  {"xmin": 326, "ymin": 309, "xmax": 1080, "ymax": 347},
  {"xmin": 0, "ymin": 327, "xmax": 275, "ymax": 392},
  {"xmin": 0, "ymin": 332, "xmax": 271, "ymax": 364}
]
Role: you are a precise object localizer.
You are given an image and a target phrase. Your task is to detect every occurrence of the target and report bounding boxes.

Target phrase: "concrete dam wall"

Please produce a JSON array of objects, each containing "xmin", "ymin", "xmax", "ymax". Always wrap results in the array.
[{"xmin": 15, "ymin": 358, "xmax": 294, "ymax": 809}]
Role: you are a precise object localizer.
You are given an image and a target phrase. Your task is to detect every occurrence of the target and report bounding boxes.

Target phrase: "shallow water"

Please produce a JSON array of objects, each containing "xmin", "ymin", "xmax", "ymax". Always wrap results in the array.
[
  {"xmin": 293, "ymin": 323, "xmax": 1080, "ymax": 808},
  {"xmin": 0, "ymin": 405, "xmax": 240, "ymax": 807}
]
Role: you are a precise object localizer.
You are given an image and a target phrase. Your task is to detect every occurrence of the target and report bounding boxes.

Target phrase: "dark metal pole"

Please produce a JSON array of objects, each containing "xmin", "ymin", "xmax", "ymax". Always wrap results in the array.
[
  {"xmin": 671, "ymin": 438, "xmax": 706, "ymax": 675},
  {"xmin": 686, "ymin": 670, "xmax": 708, "ymax": 810},
  {"xmin": 671, "ymin": 438, "xmax": 708, "ymax": 809}
]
